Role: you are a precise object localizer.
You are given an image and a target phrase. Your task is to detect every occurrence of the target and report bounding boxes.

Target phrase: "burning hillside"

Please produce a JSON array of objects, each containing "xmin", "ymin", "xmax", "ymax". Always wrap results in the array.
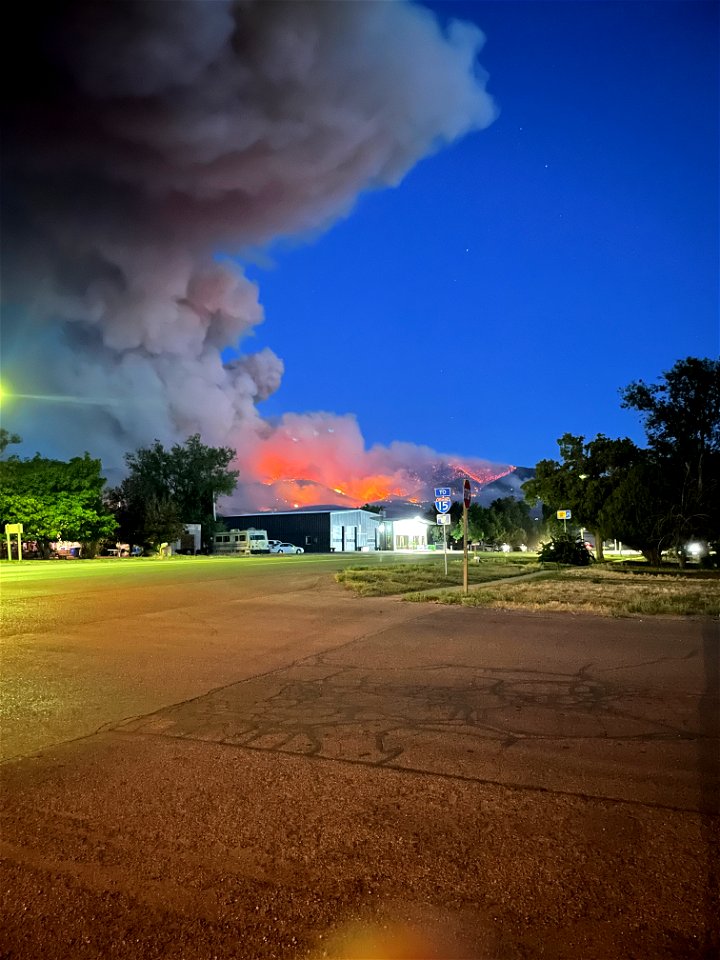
[{"xmin": 220, "ymin": 411, "xmax": 513, "ymax": 511}]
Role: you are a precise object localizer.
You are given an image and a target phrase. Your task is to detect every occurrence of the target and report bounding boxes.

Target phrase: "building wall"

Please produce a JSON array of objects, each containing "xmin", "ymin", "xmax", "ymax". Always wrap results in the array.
[
  {"xmin": 220, "ymin": 513, "xmax": 331, "ymax": 552},
  {"xmin": 329, "ymin": 510, "xmax": 380, "ymax": 552},
  {"xmin": 218, "ymin": 510, "xmax": 382, "ymax": 553}
]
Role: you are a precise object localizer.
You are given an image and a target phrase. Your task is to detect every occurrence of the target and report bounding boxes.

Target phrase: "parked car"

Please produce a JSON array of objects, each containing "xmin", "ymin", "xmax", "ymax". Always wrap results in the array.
[
  {"xmin": 270, "ymin": 542, "xmax": 304, "ymax": 555},
  {"xmin": 267, "ymin": 540, "xmax": 282, "ymax": 550}
]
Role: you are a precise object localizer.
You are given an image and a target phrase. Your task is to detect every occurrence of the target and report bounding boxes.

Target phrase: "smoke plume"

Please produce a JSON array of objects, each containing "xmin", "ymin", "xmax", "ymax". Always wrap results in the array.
[{"xmin": 1, "ymin": 0, "xmax": 504, "ymax": 507}]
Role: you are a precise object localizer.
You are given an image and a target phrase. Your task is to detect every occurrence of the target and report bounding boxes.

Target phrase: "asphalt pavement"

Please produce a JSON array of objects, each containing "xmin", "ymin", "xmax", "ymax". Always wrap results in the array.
[{"xmin": 1, "ymin": 558, "xmax": 718, "ymax": 958}]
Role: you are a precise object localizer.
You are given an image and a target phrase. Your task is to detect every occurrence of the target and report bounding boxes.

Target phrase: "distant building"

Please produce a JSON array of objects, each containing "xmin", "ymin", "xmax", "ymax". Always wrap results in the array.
[
  {"xmin": 217, "ymin": 508, "xmax": 441, "ymax": 554},
  {"xmin": 385, "ymin": 515, "xmax": 433, "ymax": 551},
  {"xmin": 218, "ymin": 508, "xmax": 383, "ymax": 553},
  {"xmin": 172, "ymin": 523, "xmax": 202, "ymax": 555}
]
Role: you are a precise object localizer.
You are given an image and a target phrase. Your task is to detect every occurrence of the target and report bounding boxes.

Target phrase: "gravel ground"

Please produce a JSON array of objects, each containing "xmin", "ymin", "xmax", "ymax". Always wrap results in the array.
[{"xmin": 1, "ymin": 732, "xmax": 716, "ymax": 960}]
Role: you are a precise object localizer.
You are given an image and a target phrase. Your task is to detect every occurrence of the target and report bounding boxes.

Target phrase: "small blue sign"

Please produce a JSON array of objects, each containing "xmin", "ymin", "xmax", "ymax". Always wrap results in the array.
[
  {"xmin": 434, "ymin": 487, "xmax": 451, "ymax": 498},
  {"xmin": 435, "ymin": 497, "xmax": 451, "ymax": 514}
]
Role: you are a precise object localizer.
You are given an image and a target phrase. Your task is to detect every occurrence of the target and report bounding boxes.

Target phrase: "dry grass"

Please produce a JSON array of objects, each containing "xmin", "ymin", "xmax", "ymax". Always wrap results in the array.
[
  {"xmin": 413, "ymin": 565, "xmax": 720, "ymax": 617},
  {"xmin": 335, "ymin": 560, "xmax": 541, "ymax": 597}
]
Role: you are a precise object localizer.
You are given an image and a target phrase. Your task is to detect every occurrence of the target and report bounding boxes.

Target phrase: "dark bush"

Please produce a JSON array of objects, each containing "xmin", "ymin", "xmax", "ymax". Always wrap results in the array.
[{"xmin": 538, "ymin": 536, "xmax": 593, "ymax": 566}]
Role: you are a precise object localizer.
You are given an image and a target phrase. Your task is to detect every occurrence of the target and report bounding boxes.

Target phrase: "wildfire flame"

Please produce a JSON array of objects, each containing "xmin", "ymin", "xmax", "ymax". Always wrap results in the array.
[
  {"xmin": 250, "ymin": 447, "xmax": 513, "ymax": 508},
  {"xmin": 228, "ymin": 413, "xmax": 514, "ymax": 511}
]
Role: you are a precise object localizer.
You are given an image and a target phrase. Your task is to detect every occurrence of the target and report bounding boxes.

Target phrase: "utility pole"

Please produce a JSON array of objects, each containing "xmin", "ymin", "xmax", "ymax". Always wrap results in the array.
[{"xmin": 463, "ymin": 479, "xmax": 471, "ymax": 595}]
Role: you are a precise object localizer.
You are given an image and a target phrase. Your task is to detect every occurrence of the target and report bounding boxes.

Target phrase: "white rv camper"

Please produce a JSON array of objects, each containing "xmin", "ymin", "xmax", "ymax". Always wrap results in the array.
[{"xmin": 212, "ymin": 528, "xmax": 270, "ymax": 555}]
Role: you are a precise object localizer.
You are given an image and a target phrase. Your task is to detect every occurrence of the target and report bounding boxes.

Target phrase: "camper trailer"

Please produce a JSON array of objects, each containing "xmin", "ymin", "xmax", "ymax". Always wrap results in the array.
[{"xmin": 212, "ymin": 528, "xmax": 270, "ymax": 556}]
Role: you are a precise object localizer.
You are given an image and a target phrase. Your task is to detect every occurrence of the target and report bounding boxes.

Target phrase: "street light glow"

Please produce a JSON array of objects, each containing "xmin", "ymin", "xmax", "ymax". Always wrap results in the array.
[{"xmin": 0, "ymin": 387, "xmax": 121, "ymax": 407}]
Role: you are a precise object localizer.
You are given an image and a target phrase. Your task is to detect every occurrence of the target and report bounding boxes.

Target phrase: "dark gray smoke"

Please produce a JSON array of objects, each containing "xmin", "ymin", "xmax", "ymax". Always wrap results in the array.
[{"xmin": 2, "ymin": 0, "xmax": 497, "ymax": 500}]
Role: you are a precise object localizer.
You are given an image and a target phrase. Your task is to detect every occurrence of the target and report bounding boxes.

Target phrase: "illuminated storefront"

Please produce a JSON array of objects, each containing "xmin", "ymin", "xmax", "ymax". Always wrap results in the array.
[{"xmin": 389, "ymin": 517, "xmax": 432, "ymax": 551}]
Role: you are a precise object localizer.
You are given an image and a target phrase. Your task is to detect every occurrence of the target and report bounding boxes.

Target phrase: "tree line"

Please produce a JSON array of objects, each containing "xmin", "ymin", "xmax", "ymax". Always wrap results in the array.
[
  {"xmin": 426, "ymin": 496, "xmax": 540, "ymax": 551},
  {"xmin": 0, "ymin": 433, "xmax": 238, "ymax": 557},
  {"xmin": 420, "ymin": 357, "xmax": 719, "ymax": 564},
  {"xmin": 523, "ymin": 357, "xmax": 719, "ymax": 565},
  {"xmin": 1, "ymin": 356, "xmax": 717, "ymax": 563}
]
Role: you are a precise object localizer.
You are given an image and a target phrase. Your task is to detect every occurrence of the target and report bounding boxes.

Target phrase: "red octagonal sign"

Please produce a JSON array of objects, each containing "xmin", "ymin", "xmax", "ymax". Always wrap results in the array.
[{"xmin": 463, "ymin": 478, "xmax": 471, "ymax": 508}]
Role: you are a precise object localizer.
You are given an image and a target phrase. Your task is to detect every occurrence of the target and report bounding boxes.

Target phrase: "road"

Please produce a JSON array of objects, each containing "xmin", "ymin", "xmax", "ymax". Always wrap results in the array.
[{"xmin": 1, "ymin": 556, "xmax": 718, "ymax": 958}]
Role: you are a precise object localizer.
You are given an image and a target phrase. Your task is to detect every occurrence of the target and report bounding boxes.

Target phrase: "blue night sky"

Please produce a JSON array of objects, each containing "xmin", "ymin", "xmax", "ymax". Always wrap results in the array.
[
  {"xmin": 235, "ymin": 0, "xmax": 718, "ymax": 469},
  {"xmin": 3, "ymin": 0, "xmax": 717, "ymax": 499}
]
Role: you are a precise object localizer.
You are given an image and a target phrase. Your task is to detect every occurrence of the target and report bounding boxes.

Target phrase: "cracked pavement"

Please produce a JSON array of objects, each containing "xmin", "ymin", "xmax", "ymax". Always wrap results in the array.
[{"xmin": 1, "ymin": 558, "xmax": 718, "ymax": 958}]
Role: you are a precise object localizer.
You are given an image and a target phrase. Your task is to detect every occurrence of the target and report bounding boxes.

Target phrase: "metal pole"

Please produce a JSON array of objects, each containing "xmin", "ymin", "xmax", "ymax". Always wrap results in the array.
[
  {"xmin": 443, "ymin": 523, "xmax": 448, "ymax": 576},
  {"xmin": 463, "ymin": 501, "xmax": 469, "ymax": 594}
]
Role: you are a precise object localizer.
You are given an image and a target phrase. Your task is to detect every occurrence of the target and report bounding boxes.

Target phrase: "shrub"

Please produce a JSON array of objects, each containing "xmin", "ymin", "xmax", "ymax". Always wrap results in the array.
[{"xmin": 538, "ymin": 536, "xmax": 593, "ymax": 566}]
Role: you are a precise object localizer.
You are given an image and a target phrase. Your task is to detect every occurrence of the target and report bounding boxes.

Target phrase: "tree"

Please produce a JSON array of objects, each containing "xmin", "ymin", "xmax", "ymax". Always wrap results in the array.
[
  {"xmin": 621, "ymin": 357, "xmax": 720, "ymax": 559},
  {"xmin": 596, "ymin": 456, "xmax": 676, "ymax": 566},
  {"xmin": 444, "ymin": 497, "xmax": 536, "ymax": 550},
  {"xmin": 621, "ymin": 357, "xmax": 720, "ymax": 460},
  {"xmin": 0, "ymin": 453, "xmax": 117, "ymax": 557},
  {"xmin": 142, "ymin": 496, "xmax": 187, "ymax": 552},
  {"xmin": 103, "ymin": 484, "xmax": 185, "ymax": 554},
  {"xmin": 465, "ymin": 503, "xmax": 498, "ymax": 545},
  {"xmin": 523, "ymin": 434, "xmax": 640, "ymax": 561},
  {"xmin": 526, "ymin": 359, "xmax": 720, "ymax": 566},
  {"xmin": 424, "ymin": 502, "xmax": 461, "ymax": 546},
  {"xmin": 0, "ymin": 428, "xmax": 22, "ymax": 456},
  {"xmin": 488, "ymin": 497, "xmax": 536, "ymax": 548},
  {"xmin": 108, "ymin": 434, "xmax": 239, "ymax": 551}
]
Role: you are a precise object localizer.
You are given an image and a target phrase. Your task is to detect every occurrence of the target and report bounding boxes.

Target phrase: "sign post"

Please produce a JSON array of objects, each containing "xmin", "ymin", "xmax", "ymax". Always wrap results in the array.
[
  {"xmin": 436, "ymin": 513, "xmax": 451, "ymax": 574},
  {"xmin": 434, "ymin": 487, "xmax": 451, "ymax": 576},
  {"xmin": 463, "ymin": 479, "xmax": 471, "ymax": 594},
  {"xmin": 556, "ymin": 509, "xmax": 572, "ymax": 534},
  {"xmin": 5, "ymin": 522, "xmax": 23, "ymax": 561}
]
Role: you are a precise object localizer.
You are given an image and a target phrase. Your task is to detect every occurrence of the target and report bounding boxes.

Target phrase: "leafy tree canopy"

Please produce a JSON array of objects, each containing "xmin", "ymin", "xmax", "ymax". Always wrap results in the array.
[
  {"xmin": 620, "ymin": 357, "xmax": 720, "ymax": 461},
  {"xmin": 429, "ymin": 496, "xmax": 537, "ymax": 549},
  {"xmin": 526, "ymin": 358, "xmax": 720, "ymax": 564},
  {"xmin": 621, "ymin": 357, "xmax": 720, "ymax": 551},
  {"xmin": 124, "ymin": 434, "xmax": 238, "ymax": 520},
  {"xmin": 108, "ymin": 434, "xmax": 239, "ymax": 550},
  {"xmin": 523, "ymin": 433, "xmax": 641, "ymax": 560},
  {"xmin": 0, "ymin": 453, "xmax": 117, "ymax": 555},
  {"xmin": 0, "ymin": 428, "xmax": 22, "ymax": 456},
  {"xmin": 595, "ymin": 458, "xmax": 676, "ymax": 566}
]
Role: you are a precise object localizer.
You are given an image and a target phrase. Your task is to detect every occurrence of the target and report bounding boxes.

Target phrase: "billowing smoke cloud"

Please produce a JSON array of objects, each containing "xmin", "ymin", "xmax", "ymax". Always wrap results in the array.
[
  {"xmin": 236, "ymin": 411, "xmax": 512, "ymax": 511},
  {"xmin": 2, "ymin": 0, "xmax": 504, "ymax": 507}
]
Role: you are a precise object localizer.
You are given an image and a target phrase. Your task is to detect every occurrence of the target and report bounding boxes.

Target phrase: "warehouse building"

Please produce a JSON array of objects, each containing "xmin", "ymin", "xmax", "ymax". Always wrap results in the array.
[{"xmin": 218, "ymin": 508, "xmax": 384, "ymax": 554}]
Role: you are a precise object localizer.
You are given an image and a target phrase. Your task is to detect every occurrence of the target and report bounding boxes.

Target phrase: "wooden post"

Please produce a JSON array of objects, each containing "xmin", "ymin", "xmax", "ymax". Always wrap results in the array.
[{"xmin": 463, "ymin": 500, "xmax": 468, "ymax": 594}]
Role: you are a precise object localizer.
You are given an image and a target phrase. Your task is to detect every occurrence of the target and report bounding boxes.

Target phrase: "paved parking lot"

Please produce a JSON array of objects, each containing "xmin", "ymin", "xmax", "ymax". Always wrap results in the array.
[{"xmin": 1, "ymin": 559, "xmax": 718, "ymax": 958}]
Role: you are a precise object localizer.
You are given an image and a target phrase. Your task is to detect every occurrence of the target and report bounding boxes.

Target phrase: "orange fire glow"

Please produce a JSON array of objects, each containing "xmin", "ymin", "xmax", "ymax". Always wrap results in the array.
[
  {"xmin": 449, "ymin": 462, "xmax": 509, "ymax": 487},
  {"xmin": 231, "ymin": 412, "xmax": 514, "ymax": 510}
]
